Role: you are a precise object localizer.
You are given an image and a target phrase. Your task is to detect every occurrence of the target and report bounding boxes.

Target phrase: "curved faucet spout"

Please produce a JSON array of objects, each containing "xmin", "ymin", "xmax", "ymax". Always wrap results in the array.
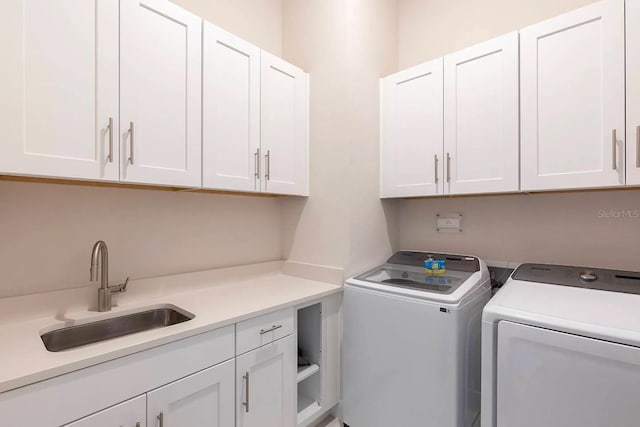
[
  {"xmin": 90, "ymin": 241, "xmax": 126, "ymax": 312},
  {"xmin": 90, "ymin": 240, "xmax": 108, "ymax": 288}
]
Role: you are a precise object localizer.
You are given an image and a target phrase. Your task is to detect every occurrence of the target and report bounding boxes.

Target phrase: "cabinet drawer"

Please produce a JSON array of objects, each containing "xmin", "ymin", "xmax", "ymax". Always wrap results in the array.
[{"xmin": 236, "ymin": 308, "xmax": 294, "ymax": 355}]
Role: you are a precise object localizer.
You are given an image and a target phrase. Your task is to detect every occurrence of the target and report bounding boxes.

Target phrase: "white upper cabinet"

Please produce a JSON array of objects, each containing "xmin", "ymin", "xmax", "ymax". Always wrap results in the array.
[
  {"xmin": 444, "ymin": 32, "xmax": 520, "ymax": 195},
  {"xmin": 261, "ymin": 51, "xmax": 309, "ymax": 196},
  {"xmin": 0, "ymin": 0, "xmax": 119, "ymax": 181},
  {"xmin": 147, "ymin": 360, "xmax": 234, "ymax": 427},
  {"xmin": 627, "ymin": 0, "xmax": 640, "ymax": 186},
  {"xmin": 380, "ymin": 58, "xmax": 444, "ymax": 198},
  {"xmin": 202, "ymin": 22, "xmax": 261, "ymax": 192},
  {"xmin": 520, "ymin": 0, "xmax": 625, "ymax": 191},
  {"xmin": 236, "ymin": 335, "xmax": 296, "ymax": 427},
  {"xmin": 120, "ymin": 0, "xmax": 202, "ymax": 187}
]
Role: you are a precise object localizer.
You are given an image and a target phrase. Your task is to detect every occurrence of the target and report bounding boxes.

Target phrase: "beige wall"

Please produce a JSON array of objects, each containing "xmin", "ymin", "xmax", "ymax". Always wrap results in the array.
[
  {"xmin": 174, "ymin": 0, "xmax": 282, "ymax": 55},
  {"xmin": 0, "ymin": 0, "xmax": 284, "ymax": 298},
  {"xmin": 398, "ymin": 0, "xmax": 595, "ymax": 68},
  {"xmin": 281, "ymin": 0, "xmax": 351, "ymax": 270},
  {"xmin": 345, "ymin": 0, "xmax": 399, "ymax": 277},
  {"xmin": 0, "ymin": 182, "xmax": 282, "ymax": 298},
  {"xmin": 398, "ymin": 189, "xmax": 640, "ymax": 271},
  {"xmin": 396, "ymin": 0, "xmax": 640, "ymax": 271},
  {"xmin": 281, "ymin": 0, "xmax": 398, "ymax": 278}
]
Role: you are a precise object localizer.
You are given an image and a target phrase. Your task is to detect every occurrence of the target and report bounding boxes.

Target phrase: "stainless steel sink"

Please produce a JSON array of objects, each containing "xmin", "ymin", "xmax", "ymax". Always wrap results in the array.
[{"xmin": 41, "ymin": 307, "xmax": 194, "ymax": 352}]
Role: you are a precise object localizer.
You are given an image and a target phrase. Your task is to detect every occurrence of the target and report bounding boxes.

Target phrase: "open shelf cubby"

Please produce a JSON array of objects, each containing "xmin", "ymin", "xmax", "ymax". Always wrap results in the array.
[{"xmin": 297, "ymin": 302, "xmax": 323, "ymax": 426}]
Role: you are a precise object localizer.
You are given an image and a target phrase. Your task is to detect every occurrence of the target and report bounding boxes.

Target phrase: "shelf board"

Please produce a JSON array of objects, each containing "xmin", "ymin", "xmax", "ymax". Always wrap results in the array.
[
  {"xmin": 297, "ymin": 393, "xmax": 322, "ymax": 427},
  {"xmin": 297, "ymin": 363, "xmax": 320, "ymax": 383}
]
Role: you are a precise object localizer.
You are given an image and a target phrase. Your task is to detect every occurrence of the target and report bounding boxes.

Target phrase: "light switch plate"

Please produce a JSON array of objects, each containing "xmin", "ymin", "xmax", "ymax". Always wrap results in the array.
[{"xmin": 436, "ymin": 213, "xmax": 462, "ymax": 232}]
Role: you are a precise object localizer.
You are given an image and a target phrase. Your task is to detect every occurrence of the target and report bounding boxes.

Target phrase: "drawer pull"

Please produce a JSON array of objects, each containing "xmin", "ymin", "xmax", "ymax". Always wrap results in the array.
[
  {"xmin": 107, "ymin": 117, "xmax": 113, "ymax": 163},
  {"xmin": 265, "ymin": 150, "xmax": 271, "ymax": 180},
  {"xmin": 243, "ymin": 372, "xmax": 250, "ymax": 412},
  {"xmin": 636, "ymin": 125, "xmax": 640, "ymax": 168},
  {"xmin": 259, "ymin": 324, "xmax": 282, "ymax": 335},
  {"xmin": 434, "ymin": 154, "xmax": 439, "ymax": 184},
  {"xmin": 612, "ymin": 129, "xmax": 617, "ymax": 170},
  {"xmin": 128, "ymin": 121, "xmax": 135, "ymax": 165}
]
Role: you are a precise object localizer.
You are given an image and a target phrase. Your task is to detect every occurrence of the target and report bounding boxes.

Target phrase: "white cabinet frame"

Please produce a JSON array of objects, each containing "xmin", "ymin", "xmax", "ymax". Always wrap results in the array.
[
  {"xmin": 520, "ymin": 0, "xmax": 625, "ymax": 191},
  {"xmin": 444, "ymin": 32, "xmax": 520, "ymax": 195}
]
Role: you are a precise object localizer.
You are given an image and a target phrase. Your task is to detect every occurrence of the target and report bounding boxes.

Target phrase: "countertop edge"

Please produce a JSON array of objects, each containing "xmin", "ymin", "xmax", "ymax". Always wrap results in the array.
[{"xmin": 0, "ymin": 285, "xmax": 342, "ymax": 395}]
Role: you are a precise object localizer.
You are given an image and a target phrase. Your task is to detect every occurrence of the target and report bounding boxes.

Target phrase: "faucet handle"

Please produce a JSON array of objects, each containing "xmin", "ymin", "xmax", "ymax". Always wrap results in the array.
[{"xmin": 111, "ymin": 276, "xmax": 129, "ymax": 293}]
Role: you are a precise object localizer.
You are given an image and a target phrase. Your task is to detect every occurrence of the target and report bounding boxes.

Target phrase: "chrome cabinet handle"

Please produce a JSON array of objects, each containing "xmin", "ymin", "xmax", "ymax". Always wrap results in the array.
[
  {"xmin": 107, "ymin": 117, "xmax": 113, "ymax": 163},
  {"xmin": 157, "ymin": 411, "xmax": 164, "ymax": 427},
  {"xmin": 128, "ymin": 122, "xmax": 135, "ymax": 165},
  {"xmin": 434, "ymin": 154, "xmax": 439, "ymax": 184},
  {"xmin": 260, "ymin": 324, "xmax": 282, "ymax": 335},
  {"xmin": 265, "ymin": 150, "xmax": 270, "ymax": 180},
  {"xmin": 254, "ymin": 148, "xmax": 260, "ymax": 179},
  {"xmin": 446, "ymin": 152, "xmax": 451, "ymax": 183},
  {"xmin": 636, "ymin": 126, "xmax": 640, "ymax": 168},
  {"xmin": 136, "ymin": 423, "xmax": 141, "ymax": 427},
  {"xmin": 612, "ymin": 129, "xmax": 617, "ymax": 170},
  {"xmin": 243, "ymin": 372, "xmax": 250, "ymax": 412}
]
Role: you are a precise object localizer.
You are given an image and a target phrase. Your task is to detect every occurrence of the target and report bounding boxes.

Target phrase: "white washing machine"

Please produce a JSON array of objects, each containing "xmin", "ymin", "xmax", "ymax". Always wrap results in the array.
[
  {"xmin": 343, "ymin": 251, "xmax": 491, "ymax": 427},
  {"xmin": 482, "ymin": 263, "xmax": 640, "ymax": 427}
]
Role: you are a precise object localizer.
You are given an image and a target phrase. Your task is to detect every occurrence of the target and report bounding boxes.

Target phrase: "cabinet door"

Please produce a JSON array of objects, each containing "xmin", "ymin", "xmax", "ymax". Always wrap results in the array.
[
  {"xmin": 380, "ymin": 58, "xmax": 444, "ymax": 198},
  {"xmin": 236, "ymin": 334, "xmax": 296, "ymax": 427},
  {"xmin": 520, "ymin": 0, "xmax": 625, "ymax": 191},
  {"xmin": 627, "ymin": 0, "xmax": 640, "ymax": 186},
  {"xmin": 146, "ymin": 360, "xmax": 234, "ymax": 427},
  {"xmin": 120, "ymin": 0, "xmax": 202, "ymax": 187},
  {"xmin": 202, "ymin": 22, "xmax": 261, "ymax": 192},
  {"xmin": 0, "ymin": 0, "xmax": 119, "ymax": 181},
  {"xmin": 65, "ymin": 395, "xmax": 145, "ymax": 427},
  {"xmin": 444, "ymin": 32, "xmax": 519, "ymax": 195},
  {"xmin": 261, "ymin": 51, "xmax": 309, "ymax": 196}
]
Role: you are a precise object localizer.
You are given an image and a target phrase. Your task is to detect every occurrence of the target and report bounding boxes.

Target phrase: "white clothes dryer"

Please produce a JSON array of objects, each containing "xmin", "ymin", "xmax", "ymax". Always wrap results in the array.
[{"xmin": 482, "ymin": 263, "xmax": 640, "ymax": 427}]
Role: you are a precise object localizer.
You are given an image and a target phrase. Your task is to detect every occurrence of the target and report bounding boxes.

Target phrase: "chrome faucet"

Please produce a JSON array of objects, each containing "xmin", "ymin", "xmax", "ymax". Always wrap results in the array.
[{"xmin": 90, "ymin": 241, "xmax": 129, "ymax": 312}]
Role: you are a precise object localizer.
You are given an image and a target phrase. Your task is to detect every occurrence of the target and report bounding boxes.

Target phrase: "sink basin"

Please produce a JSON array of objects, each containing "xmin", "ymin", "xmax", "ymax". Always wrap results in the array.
[{"xmin": 41, "ymin": 307, "xmax": 194, "ymax": 352}]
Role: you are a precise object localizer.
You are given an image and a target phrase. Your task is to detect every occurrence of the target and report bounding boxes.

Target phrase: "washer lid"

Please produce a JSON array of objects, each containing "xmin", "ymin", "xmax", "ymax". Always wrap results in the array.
[
  {"xmin": 355, "ymin": 264, "xmax": 473, "ymax": 295},
  {"xmin": 348, "ymin": 251, "xmax": 488, "ymax": 303}
]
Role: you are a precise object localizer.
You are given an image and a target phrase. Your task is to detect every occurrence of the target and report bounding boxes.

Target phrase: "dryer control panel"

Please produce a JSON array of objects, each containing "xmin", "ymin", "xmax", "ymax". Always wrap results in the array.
[{"xmin": 512, "ymin": 264, "xmax": 640, "ymax": 295}]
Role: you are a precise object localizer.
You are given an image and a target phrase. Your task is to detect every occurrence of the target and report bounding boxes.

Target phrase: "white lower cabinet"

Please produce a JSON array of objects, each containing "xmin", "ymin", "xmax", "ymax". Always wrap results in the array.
[
  {"xmin": 236, "ymin": 334, "xmax": 296, "ymax": 427},
  {"xmin": 147, "ymin": 360, "xmax": 235, "ymax": 427},
  {"xmin": 66, "ymin": 360, "xmax": 234, "ymax": 427},
  {"xmin": 0, "ymin": 299, "xmax": 339, "ymax": 427},
  {"xmin": 65, "ymin": 395, "xmax": 146, "ymax": 427}
]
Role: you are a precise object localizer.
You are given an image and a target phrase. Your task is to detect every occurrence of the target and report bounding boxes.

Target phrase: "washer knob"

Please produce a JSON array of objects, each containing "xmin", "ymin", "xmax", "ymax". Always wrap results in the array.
[{"xmin": 579, "ymin": 271, "xmax": 598, "ymax": 282}]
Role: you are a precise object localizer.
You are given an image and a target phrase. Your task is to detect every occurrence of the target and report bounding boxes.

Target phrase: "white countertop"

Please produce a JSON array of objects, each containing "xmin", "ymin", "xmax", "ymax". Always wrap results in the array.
[{"xmin": 0, "ymin": 261, "xmax": 342, "ymax": 394}]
